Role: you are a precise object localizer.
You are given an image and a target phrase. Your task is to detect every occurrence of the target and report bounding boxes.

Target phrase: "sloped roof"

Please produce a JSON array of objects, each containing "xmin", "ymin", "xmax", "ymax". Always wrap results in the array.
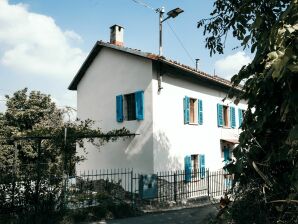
[{"xmin": 68, "ymin": 41, "xmax": 239, "ymax": 91}]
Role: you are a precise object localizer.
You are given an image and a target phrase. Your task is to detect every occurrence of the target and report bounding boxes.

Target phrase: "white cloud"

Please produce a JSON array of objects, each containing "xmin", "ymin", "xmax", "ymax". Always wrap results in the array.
[
  {"xmin": 0, "ymin": 0, "xmax": 86, "ymax": 79},
  {"xmin": 64, "ymin": 30, "xmax": 83, "ymax": 43},
  {"xmin": 215, "ymin": 51, "xmax": 252, "ymax": 80}
]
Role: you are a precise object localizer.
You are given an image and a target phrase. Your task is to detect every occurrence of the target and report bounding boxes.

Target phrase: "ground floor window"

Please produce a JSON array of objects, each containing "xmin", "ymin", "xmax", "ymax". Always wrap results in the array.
[{"xmin": 191, "ymin": 154, "xmax": 198, "ymax": 177}]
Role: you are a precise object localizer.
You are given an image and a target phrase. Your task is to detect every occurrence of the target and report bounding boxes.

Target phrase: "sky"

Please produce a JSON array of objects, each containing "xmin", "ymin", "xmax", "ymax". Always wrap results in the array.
[{"xmin": 0, "ymin": 0, "xmax": 252, "ymax": 112}]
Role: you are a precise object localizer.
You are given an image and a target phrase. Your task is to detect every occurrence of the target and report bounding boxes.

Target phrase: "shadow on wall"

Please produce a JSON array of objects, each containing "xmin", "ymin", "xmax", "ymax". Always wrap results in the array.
[
  {"xmin": 125, "ymin": 121, "xmax": 153, "ymax": 158},
  {"xmin": 154, "ymin": 131, "xmax": 182, "ymax": 171}
]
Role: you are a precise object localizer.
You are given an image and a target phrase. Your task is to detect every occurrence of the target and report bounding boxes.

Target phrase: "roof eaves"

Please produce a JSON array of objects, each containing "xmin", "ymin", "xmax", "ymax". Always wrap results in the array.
[
  {"xmin": 98, "ymin": 41, "xmax": 159, "ymax": 60},
  {"xmin": 68, "ymin": 40, "xmax": 241, "ymax": 91},
  {"xmin": 68, "ymin": 41, "xmax": 103, "ymax": 90},
  {"xmin": 68, "ymin": 41, "xmax": 160, "ymax": 90},
  {"xmin": 159, "ymin": 58, "xmax": 242, "ymax": 91}
]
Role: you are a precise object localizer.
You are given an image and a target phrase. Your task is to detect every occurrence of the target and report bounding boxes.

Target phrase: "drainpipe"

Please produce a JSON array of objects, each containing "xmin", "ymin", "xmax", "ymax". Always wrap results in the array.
[{"xmin": 157, "ymin": 61, "xmax": 163, "ymax": 94}]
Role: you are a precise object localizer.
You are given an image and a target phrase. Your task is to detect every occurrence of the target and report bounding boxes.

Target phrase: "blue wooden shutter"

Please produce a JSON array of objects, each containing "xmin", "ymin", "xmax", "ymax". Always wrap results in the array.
[
  {"xmin": 217, "ymin": 104, "xmax": 223, "ymax": 127},
  {"xmin": 198, "ymin": 99, "xmax": 203, "ymax": 125},
  {"xmin": 135, "ymin": 91, "xmax": 144, "ymax": 120},
  {"xmin": 184, "ymin": 155, "xmax": 191, "ymax": 182},
  {"xmin": 116, "ymin": 95, "xmax": 123, "ymax": 122},
  {"xmin": 230, "ymin": 106, "xmax": 236, "ymax": 128},
  {"xmin": 238, "ymin": 108, "xmax": 243, "ymax": 127},
  {"xmin": 184, "ymin": 97, "xmax": 190, "ymax": 124},
  {"xmin": 223, "ymin": 147, "xmax": 229, "ymax": 163},
  {"xmin": 199, "ymin": 154, "xmax": 205, "ymax": 178}
]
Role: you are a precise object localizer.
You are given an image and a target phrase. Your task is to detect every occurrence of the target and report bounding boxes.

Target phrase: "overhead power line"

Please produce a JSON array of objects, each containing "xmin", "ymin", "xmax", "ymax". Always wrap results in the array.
[
  {"xmin": 166, "ymin": 21, "xmax": 196, "ymax": 67},
  {"xmin": 130, "ymin": 0, "xmax": 196, "ymax": 67},
  {"xmin": 131, "ymin": 0, "xmax": 157, "ymax": 12}
]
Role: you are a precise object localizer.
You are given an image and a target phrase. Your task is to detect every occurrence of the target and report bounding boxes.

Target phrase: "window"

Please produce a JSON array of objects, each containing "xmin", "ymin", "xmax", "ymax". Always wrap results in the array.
[
  {"xmin": 223, "ymin": 105, "xmax": 229, "ymax": 127},
  {"xmin": 191, "ymin": 154, "xmax": 198, "ymax": 177},
  {"xmin": 124, "ymin": 93, "xmax": 136, "ymax": 121},
  {"xmin": 116, "ymin": 91, "xmax": 144, "ymax": 122},
  {"xmin": 184, "ymin": 96, "xmax": 203, "ymax": 125},
  {"xmin": 217, "ymin": 104, "xmax": 236, "ymax": 128},
  {"xmin": 185, "ymin": 154, "xmax": 205, "ymax": 181},
  {"xmin": 189, "ymin": 98, "xmax": 198, "ymax": 124}
]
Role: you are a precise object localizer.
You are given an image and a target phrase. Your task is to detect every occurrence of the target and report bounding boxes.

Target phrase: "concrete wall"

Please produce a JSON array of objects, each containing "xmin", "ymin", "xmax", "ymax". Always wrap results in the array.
[
  {"xmin": 77, "ymin": 47, "xmax": 154, "ymax": 174},
  {"xmin": 152, "ymin": 68, "xmax": 246, "ymax": 172}
]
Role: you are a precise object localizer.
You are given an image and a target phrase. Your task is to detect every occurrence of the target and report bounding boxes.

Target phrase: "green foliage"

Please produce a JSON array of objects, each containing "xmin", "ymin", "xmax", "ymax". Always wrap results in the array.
[
  {"xmin": 199, "ymin": 0, "xmax": 298, "ymax": 223},
  {"xmin": 0, "ymin": 88, "xmax": 131, "ymax": 216}
]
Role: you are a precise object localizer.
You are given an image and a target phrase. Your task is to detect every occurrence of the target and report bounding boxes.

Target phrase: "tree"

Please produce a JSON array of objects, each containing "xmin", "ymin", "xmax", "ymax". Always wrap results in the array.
[
  {"xmin": 0, "ymin": 88, "xmax": 131, "ymax": 214},
  {"xmin": 198, "ymin": 0, "xmax": 297, "ymax": 223}
]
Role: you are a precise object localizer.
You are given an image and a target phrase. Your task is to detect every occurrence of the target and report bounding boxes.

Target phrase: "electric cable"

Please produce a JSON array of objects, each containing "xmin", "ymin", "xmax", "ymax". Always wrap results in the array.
[
  {"xmin": 131, "ymin": 0, "xmax": 157, "ymax": 12},
  {"xmin": 166, "ymin": 21, "xmax": 196, "ymax": 67}
]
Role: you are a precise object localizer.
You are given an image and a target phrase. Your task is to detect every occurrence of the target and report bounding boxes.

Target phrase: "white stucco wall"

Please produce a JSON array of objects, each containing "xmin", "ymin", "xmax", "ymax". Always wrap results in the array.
[
  {"xmin": 152, "ymin": 71, "xmax": 246, "ymax": 172},
  {"xmin": 76, "ymin": 47, "xmax": 154, "ymax": 174},
  {"xmin": 75, "ymin": 46, "xmax": 247, "ymax": 174}
]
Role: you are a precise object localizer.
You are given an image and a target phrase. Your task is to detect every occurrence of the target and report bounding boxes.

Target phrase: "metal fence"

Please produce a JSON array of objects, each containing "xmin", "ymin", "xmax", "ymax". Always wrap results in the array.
[
  {"xmin": 66, "ymin": 168, "xmax": 233, "ymax": 208},
  {"xmin": 0, "ymin": 166, "xmax": 232, "ymax": 213}
]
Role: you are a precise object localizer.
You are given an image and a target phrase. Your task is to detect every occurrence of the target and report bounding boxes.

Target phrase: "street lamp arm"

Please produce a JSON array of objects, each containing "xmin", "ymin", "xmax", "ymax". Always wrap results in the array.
[{"xmin": 161, "ymin": 16, "xmax": 171, "ymax": 23}]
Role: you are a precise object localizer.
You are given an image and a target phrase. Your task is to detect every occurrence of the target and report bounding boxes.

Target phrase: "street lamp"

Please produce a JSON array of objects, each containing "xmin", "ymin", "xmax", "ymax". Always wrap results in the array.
[{"xmin": 157, "ymin": 7, "xmax": 184, "ymax": 56}]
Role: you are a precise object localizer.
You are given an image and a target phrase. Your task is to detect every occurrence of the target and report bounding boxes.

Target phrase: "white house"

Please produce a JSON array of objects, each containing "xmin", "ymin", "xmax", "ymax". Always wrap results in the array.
[{"xmin": 69, "ymin": 25, "xmax": 246, "ymax": 174}]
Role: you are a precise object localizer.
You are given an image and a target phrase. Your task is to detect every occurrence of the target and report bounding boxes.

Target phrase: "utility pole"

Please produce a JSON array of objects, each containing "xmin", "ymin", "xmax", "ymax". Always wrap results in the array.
[
  {"xmin": 157, "ymin": 7, "xmax": 184, "ymax": 56},
  {"xmin": 158, "ymin": 7, "xmax": 165, "ymax": 56}
]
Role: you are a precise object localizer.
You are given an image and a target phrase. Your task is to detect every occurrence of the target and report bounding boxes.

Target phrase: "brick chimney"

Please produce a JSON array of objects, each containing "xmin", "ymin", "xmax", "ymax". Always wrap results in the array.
[{"xmin": 110, "ymin": 25, "xmax": 124, "ymax": 46}]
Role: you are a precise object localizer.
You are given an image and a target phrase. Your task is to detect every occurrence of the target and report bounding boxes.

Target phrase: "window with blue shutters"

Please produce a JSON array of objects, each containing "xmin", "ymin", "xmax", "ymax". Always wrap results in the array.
[
  {"xmin": 217, "ymin": 104, "xmax": 237, "ymax": 128},
  {"xmin": 184, "ymin": 96, "xmax": 203, "ymax": 125},
  {"xmin": 184, "ymin": 155, "xmax": 192, "ymax": 183},
  {"xmin": 230, "ymin": 106, "xmax": 236, "ymax": 128},
  {"xmin": 116, "ymin": 90, "xmax": 144, "ymax": 122}
]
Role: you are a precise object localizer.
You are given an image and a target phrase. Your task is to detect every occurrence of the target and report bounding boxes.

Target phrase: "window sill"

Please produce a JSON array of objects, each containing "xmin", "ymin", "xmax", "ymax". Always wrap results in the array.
[
  {"xmin": 188, "ymin": 123, "xmax": 198, "ymax": 125},
  {"xmin": 220, "ymin": 126, "xmax": 231, "ymax": 129}
]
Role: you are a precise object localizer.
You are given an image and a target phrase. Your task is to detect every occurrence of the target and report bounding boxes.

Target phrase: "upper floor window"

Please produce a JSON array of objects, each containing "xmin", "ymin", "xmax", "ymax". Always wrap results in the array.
[
  {"xmin": 217, "ymin": 104, "xmax": 236, "ymax": 128},
  {"xmin": 223, "ymin": 105, "xmax": 229, "ymax": 127},
  {"xmin": 124, "ymin": 93, "xmax": 136, "ymax": 121},
  {"xmin": 189, "ymin": 98, "xmax": 198, "ymax": 124},
  {"xmin": 184, "ymin": 96, "xmax": 203, "ymax": 125},
  {"xmin": 116, "ymin": 91, "xmax": 144, "ymax": 122}
]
